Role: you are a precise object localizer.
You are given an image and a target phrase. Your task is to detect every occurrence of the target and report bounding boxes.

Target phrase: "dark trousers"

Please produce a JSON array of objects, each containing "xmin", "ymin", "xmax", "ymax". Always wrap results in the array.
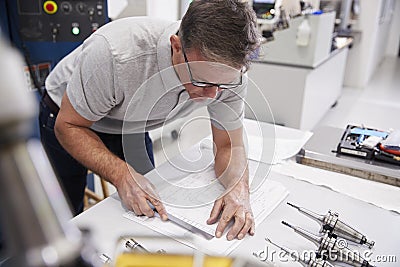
[{"xmin": 39, "ymin": 99, "xmax": 155, "ymax": 216}]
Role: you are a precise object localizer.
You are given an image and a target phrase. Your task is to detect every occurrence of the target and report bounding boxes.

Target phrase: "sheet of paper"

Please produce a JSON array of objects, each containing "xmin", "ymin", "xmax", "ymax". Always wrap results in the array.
[
  {"xmin": 272, "ymin": 161, "xmax": 400, "ymax": 214},
  {"xmin": 157, "ymin": 167, "xmax": 224, "ymax": 237},
  {"xmin": 123, "ymin": 177, "xmax": 289, "ymax": 255},
  {"xmin": 183, "ymin": 121, "xmax": 312, "ymax": 166},
  {"xmin": 247, "ymin": 133, "xmax": 313, "ymax": 164},
  {"xmin": 241, "ymin": 119, "xmax": 313, "ymax": 164}
]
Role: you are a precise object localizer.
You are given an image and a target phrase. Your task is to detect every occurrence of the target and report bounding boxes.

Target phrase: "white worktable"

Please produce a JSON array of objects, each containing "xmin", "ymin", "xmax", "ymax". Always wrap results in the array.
[{"xmin": 72, "ymin": 120, "xmax": 400, "ymax": 266}]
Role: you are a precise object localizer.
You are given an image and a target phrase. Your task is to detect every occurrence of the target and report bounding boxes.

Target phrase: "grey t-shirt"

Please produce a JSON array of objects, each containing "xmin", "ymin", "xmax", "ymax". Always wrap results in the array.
[{"xmin": 45, "ymin": 17, "xmax": 246, "ymax": 134}]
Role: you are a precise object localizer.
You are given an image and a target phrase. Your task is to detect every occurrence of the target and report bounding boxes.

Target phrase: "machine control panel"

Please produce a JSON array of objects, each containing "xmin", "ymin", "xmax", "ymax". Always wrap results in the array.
[{"xmin": 16, "ymin": 0, "xmax": 108, "ymax": 42}]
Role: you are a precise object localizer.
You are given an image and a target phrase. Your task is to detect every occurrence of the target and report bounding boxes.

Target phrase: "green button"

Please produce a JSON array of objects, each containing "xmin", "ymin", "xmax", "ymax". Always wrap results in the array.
[{"xmin": 72, "ymin": 27, "xmax": 80, "ymax": 35}]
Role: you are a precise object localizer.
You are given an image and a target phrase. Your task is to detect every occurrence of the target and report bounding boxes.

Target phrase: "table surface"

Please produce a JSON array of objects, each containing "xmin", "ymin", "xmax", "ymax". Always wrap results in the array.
[{"xmin": 72, "ymin": 120, "xmax": 400, "ymax": 266}]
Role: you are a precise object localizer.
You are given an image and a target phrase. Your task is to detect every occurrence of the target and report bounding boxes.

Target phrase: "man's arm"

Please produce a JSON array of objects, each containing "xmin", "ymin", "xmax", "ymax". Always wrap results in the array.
[
  {"xmin": 55, "ymin": 93, "xmax": 167, "ymax": 220},
  {"xmin": 206, "ymin": 124, "xmax": 254, "ymax": 240}
]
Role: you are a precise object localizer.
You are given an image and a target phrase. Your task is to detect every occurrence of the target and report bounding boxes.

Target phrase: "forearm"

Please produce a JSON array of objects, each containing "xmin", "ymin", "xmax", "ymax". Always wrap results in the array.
[
  {"xmin": 208, "ymin": 126, "xmax": 254, "ymax": 239},
  {"xmin": 55, "ymin": 122, "xmax": 129, "ymax": 187},
  {"xmin": 214, "ymin": 144, "xmax": 249, "ymax": 190}
]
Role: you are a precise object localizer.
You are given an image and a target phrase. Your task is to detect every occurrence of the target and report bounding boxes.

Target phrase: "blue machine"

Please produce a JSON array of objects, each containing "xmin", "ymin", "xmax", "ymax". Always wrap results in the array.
[
  {"xmin": 0, "ymin": 0, "xmax": 109, "ymax": 91},
  {"xmin": 0, "ymin": 0, "xmax": 109, "ymax": 139}
]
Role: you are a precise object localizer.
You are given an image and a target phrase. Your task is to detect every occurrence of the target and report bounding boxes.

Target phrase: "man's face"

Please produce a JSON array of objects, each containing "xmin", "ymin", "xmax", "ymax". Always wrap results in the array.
[{"xmin": 171, "ymin": 37, "xmax": 242, "ymax": 100}]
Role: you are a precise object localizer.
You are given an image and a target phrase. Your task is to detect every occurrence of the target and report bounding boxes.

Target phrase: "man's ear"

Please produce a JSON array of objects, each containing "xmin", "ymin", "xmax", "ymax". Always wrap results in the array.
[{"xmin": 170, "ymin": 35, "xmax": 182, "ymax": 53}]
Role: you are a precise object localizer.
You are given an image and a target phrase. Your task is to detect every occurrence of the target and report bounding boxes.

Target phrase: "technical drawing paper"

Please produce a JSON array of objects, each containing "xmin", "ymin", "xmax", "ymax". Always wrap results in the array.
[{"xmin": 123, "ymin": 169, "xmax": 288, "ymax": 255}]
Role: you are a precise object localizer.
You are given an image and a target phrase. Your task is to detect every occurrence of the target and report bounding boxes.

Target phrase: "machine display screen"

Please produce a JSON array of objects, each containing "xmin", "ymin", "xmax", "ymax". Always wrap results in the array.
[{"xmin": 17, "ymin": 0, "xmax": 41, "ymax": 14}]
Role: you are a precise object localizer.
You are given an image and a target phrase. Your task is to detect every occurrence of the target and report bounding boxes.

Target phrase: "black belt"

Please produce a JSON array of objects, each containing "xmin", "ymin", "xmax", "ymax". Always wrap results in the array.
[{"xmin": 42, "ymin": 90, "xmax": 60, "ymax": 115}]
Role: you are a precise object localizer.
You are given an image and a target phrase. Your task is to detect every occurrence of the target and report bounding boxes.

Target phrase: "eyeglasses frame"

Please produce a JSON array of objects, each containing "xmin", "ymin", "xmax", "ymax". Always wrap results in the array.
[{"xmin": 181, "ymin": 46, "xmax": 243, "ymax": 90}]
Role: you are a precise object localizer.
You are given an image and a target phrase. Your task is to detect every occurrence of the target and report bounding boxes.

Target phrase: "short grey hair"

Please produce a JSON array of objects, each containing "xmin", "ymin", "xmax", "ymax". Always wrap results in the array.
[{"xmin": 179, "ymin": 0, "xmax": 260, "ymax": 70}]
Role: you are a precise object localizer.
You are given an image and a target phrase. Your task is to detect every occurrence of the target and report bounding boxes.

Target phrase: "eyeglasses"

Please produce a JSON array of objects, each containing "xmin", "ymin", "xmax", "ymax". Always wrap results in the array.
[{"xmin": 182, "ymin": 47, "xmax": 243, "ymax": 90}]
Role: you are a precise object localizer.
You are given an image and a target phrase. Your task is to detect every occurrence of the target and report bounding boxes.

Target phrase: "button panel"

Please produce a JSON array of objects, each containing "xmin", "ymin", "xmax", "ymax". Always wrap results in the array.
[{"xmin": 17, "ymin": 1, "xmax": 108, "ymax": 42}]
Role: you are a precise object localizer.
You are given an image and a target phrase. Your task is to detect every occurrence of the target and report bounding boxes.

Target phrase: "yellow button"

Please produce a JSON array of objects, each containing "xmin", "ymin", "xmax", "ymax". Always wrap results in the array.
[{"xmin": 43, "ymin": 1, "xmax": 58, "ymax": 14}]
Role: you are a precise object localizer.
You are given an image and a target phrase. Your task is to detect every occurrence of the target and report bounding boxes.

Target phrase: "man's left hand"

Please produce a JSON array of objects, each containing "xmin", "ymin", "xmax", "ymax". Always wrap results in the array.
[{"xmin": 207, "ymin": 181, "xmax": 255, "ymax": 240}]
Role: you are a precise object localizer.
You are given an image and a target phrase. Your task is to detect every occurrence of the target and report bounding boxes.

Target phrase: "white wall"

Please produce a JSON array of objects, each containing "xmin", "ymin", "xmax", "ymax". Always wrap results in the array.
[
  {"xmin": 146, "ymin": 0, "xmax": 179, "ymax": 21},
  {"xmin": 386, "ymin": 0, "xmax": 400, "ymax": 56},
  {"xmin": 108, "ymin": 0, "xmax": 180, "ymax": 21},
  {"xmin": 110, "ymin": 0, "xmax": 147, "ymax": 19},
  {"xmin": 344, "ymin": 0, "xmax": 394, "ymax": 88},
  {"xmin": 368, "ymin": 1, "xmax": 393, "ymax": 80}
]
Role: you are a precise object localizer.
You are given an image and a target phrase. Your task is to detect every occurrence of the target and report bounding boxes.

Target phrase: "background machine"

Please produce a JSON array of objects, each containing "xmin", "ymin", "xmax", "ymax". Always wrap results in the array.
[
  {"xmin": 0, "ymin": 0, "xmax": 109, "ymax": 139},
  {"xmin": 0, "ymin": 0, "xmax": 109, "ymax": 92}
]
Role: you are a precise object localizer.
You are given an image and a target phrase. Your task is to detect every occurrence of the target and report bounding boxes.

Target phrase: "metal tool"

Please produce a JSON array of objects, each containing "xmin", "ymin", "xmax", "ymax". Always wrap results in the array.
[
  {"xmin": 287, "ymin": 203, "xmax": 375, "ymax": 248},
  {"xmin": 99, "ymin": 253, "xmax": 112, "ymax": 264},
  {"xmin": 125, "ymin": 238, "xmax": 149, "ymax": 253},
  {"xmin": 147, "ymin": 202, "xmax": 214, "ymax": 240},
  {"xmin": 282, "ymin": 221, "xmax": 375, "ymax": 267},
  {"xmin": 265, "ymin": 238, "xmax": 335, "ymax": 267},
  {"xmin": 121, "ymin": 237, "xmax": 166, "ymax": 255}
]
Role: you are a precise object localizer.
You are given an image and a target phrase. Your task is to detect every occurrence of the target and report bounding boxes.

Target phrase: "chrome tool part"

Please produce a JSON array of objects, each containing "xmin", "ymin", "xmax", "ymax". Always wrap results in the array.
[
  {"xmin": 287, "ymin": 203, "xmax": 375, "ymax": 248},
  {"xmin": 281, "ymin": 222, "xmax": 375, "ymax": 267}
]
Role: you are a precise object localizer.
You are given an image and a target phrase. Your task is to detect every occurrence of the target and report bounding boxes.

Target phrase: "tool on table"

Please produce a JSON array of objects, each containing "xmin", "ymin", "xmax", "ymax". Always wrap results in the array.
[
  {"xmin": 282, "ymin": 221, "xmax": 375, "ymax": 267},
  {"xmin": 125, "ymin": 238, "xmax": 149, "ymax": 253},
  {"xmin": 123, "ymin": 237, "xmax": 166, "ymax": 254},
  {"xmin": 265, "ymin": 238, "xmax": 335, "ymax": 267},
  {"xmin": 287, "ymin": 203, "xmax": 375, "ymax": 248},
  {"xmin": 113, "ymin": 236, "xmax": 268, "ymax": 267},
  {"xmin": 99, "ymin": 253, "xmax": 112, "ymax": 264}
]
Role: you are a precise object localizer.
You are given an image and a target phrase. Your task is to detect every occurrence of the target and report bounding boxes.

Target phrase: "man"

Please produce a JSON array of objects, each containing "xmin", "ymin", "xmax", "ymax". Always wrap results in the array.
[{"xmin": 40, "ymin": 0, "xmax": 260, "ymax": 241}]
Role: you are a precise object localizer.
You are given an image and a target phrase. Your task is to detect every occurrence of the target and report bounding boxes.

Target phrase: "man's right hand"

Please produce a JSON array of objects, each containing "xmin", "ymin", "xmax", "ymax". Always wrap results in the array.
[
  {"xmin": 115, "ymin": 165, "xmax": 168, "ymax": 221},
  {"xmin": 55, "ymin": 93, "xmax": 167, "ymax": 220}
]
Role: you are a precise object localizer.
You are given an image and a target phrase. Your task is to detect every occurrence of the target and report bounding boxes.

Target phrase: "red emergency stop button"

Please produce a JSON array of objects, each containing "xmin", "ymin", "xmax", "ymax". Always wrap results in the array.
[{"xmin": 43, "ymin": 1, "xmax": 58, "ymax": 14}]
